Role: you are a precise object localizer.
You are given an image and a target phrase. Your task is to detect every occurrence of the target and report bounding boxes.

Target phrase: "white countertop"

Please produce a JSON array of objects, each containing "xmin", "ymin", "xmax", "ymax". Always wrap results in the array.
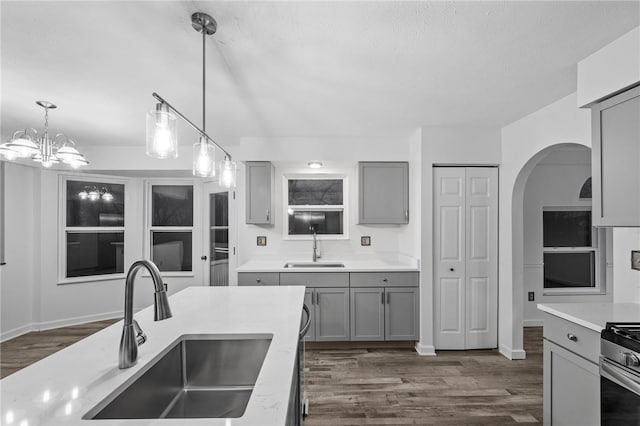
[
  {"xmin": 236, "ymin": 258, "xmax": 419, "ymax": 273},
  {"xmin": 1, "ymin": 286, "xmax": 305, "ymax": 426},
  {"xmin": 538, "ymin": 302, "xmax": 640, "ymax": 332}
]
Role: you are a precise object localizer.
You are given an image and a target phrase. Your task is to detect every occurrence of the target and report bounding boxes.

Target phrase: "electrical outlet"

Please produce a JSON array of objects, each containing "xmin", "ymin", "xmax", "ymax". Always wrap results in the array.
[
  {"xmin": 632, "ymin": 250, "xmax": 640, "ymax": 271},
  {"xmin": 528, "ymin": 292, "xmax": 535, "ymax": 302}
]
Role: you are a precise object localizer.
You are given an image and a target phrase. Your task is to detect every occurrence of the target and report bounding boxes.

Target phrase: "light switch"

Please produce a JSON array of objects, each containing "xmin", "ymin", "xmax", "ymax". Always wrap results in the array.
[{"xmin": 632, "ymin": 250, "xmax": 640, "ymax": 271}]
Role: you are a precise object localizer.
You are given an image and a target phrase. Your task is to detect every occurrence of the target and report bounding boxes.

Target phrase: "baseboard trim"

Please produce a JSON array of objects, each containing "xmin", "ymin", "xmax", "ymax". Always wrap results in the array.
[
  {"xmin": 499, "ymin": 344, "xmax": 527, "ymax": 360},
  {"xmin": 523, "ymin": 319, "xmax": 544, "ymax": 327},
  {"xmin": 1, "ymin": 311, "xmax": 122, "ymax": 342},
  {"xmin": 1, "ymin": 324, "xmax": 35, "ymax": 343},
  {"xmin": 415, "ymin": 343, "xmax": 436, "ymax": 356},
  {"xmin": 37, "ymin": 311, "xmax": 122, "ymax": 332}
]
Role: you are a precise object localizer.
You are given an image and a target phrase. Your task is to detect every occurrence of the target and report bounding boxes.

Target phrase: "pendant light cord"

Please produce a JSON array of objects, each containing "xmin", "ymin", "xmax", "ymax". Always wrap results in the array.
[{"xmin": 202, "ymin": 24, "xmax": 206, "ymax": 133}]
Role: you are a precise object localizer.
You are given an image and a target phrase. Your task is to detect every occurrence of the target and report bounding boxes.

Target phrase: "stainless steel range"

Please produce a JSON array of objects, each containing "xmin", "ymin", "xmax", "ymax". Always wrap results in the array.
[{"xmin": 600, "ymin": 323, "xmax": 640, "ymax": 425}]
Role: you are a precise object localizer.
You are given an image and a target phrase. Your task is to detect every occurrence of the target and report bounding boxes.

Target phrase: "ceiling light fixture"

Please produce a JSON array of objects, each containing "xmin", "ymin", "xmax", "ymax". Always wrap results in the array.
[
  {"xmin": 146, "ymin": 12, "xmax": 236, "ymax": 187},
  {"xmin": 308, "ymin": 161, "xmax": 323, "ymax": 169},
  {"xmin": 0, "ymin": 101, "xmax": 89, "ymax": 168}
]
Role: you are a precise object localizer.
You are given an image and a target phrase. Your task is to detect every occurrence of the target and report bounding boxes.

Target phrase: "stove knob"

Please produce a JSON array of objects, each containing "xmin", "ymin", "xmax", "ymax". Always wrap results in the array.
[{"xmin": 623, "ymin": 352, "xmax": 640, "ymax": 367}]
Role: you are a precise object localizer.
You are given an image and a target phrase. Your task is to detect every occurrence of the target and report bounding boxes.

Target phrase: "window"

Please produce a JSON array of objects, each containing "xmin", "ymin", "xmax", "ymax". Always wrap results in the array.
[
  {"xmin": 285, "ymin": 176, "xmax": 346, "ymax": 238},
  {"xmin": 542, "ymin": 208, "xmax": 604, "ymax": 294},
  {"xmin": 148, "ymin": 184, "xmax": 193, "ymax": 272},
  {"xmin": 62, "ymin": 178, "xmax": 125, "ymax": 281}
]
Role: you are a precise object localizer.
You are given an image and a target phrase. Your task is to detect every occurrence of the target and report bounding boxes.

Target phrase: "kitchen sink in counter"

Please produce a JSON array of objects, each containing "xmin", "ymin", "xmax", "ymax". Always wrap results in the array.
[
  {"xmin": 0, "ymin": 286, "xmax": 305, "ymax": 426},
  {"xmin": 236, "ymin": 256, "xmax": 419, "ymax": 273}
]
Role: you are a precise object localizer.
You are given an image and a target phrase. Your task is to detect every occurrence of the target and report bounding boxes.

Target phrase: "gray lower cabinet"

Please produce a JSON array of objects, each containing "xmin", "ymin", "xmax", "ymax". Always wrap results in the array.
[
  {"xmin": 542, "ymin": 313, "xmax": 600, "ymax": 425},
  {"xmin": 305, "ymin": 287, "xmax": 349, "ymax": 342},
  {"xmin": 358, "ymin": 162, "xmax": 409, "ymax": 224},
  {"xmin": 237, "ymin": 272, "xmax": 279, "ymax": 286},
  {"xmin": 350, "ymin": 287, "xmax": 418, "ymax": 341}
]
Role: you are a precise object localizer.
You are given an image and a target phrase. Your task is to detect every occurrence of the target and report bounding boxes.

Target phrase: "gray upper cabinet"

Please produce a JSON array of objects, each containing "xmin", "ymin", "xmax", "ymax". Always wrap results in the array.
[
  {"xmin": 245, "ymin": 161, "xmax": 274, "ymax": 225},
  {"xmin": 592, "ymin": 86, "xmax": 640, "ymax": 226},
  {"xmin": 358, "ymin": 162, "xmax": 409, "ymax": 224}
]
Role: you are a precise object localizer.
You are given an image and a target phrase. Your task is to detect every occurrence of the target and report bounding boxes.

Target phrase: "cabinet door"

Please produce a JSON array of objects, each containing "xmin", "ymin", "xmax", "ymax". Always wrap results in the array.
[
  {"xmin": 592, "ymin": 86, "xmax": 640, "ymax": 226},
  {"xmin": 245, "ymin": 162, "xmax": 273, "ymax": 224},
  {"xmin": 303, "ymin": 289, "xmax": 316, "ymax": 342},
  {"xmin": 350, "ymin": 288, "xmax": 384, "ymax": 341},
  {"xmin": 543, "ymin": 339, "xmax": 600, "ymax": 426},
  {"xmin": 315, "ymin": 288, "xmax": 349, "ymax": 341},
  {"xmin": 385, "ymin": 287, "xmax": 418, "ymax": 340},
  {"xmin": 358, "ymin": 162, "xmax": 409, "ymax": 224}
]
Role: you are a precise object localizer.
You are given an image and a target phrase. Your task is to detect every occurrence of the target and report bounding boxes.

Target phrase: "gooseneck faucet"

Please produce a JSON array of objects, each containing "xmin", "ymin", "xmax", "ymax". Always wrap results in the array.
[
  {"xmin": 119, "ymin": 260, "xmax": 172, "ymax": 369},
  {"xmin": 312, "ymin": 228, "xmax": 321, "ymax": 262}
]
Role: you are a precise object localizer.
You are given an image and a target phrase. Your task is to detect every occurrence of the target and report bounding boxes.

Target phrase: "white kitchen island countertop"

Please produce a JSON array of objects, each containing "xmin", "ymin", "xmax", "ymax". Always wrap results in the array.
[
  {"xmin": 537, "ymin": 302, "xmax": 640, "ymax": 332},
  {"xmin": 0, "ymin": 286, "xmax": 305, "ymax": 426}
]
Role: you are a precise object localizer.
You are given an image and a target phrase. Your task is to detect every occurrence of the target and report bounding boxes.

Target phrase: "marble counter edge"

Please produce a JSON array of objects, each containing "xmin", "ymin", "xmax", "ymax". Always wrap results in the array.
[{"xmin": 537, "ymin": 302, "xmax": 640, "ymax": 332}]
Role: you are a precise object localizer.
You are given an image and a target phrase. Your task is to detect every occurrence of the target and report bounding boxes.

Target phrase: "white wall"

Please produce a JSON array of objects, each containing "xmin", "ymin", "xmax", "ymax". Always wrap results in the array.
[
  {"xmin": 522, "ymin": 148, "xmax": 613, "ymax": 325},
  {"xmin": 577, "ymin": 26, "xmax": 640, "ymax": 107},
  {"xmin": 417, "ymin": 127, "xmax": 502, "ymax": 355}
]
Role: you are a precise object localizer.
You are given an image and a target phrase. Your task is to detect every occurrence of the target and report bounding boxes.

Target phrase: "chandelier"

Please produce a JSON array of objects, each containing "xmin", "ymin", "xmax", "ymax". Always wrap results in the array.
[
  {"xmin": 0, "ymin": 101, "xmax": 88, "ymax": 168},
  {"xmin": 146, "ymin": 12, "xmax": 236, "ymax": 187},
  {"xmin": 78, "ymin": 185, "xmax": 113, "ymax": 202}
]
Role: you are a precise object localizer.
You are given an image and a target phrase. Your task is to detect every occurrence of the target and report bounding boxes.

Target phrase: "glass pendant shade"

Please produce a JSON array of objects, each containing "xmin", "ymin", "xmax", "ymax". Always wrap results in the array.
[
  {"xmin": 193, "ymin": 136, "xmax": 216, "ymax": 177},
  {"xmin": 6, "ymin": 130, "xmax": 39, "ymax": 158},
  {"xmin": 219, "ymin": 158, "xmax": 237, "ymax": 188},
  {"xmin": 146, "ymin": 104, "xmax": 178, "ymax": 159},
  {"xmin": 0, "ymin": 143, "xmax": 18, "ymax": 160}
]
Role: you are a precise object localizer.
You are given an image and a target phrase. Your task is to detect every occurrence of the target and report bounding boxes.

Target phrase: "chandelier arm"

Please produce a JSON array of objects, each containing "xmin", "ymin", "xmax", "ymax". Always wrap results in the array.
[{"xmin": 151, "ymin": 92, "xmax": 232, "ymax": 161}]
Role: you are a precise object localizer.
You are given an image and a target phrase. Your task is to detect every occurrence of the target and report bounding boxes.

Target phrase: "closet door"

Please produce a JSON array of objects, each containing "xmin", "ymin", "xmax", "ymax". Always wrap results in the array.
[
  {"xmin": 465, "ymin": 167, "xmax": 498, "ymax": 349},
  {"xmin": 434, "ymin": 167, "xmax": 498, "ymax": 350},
  {"xmin": 434, "ymin": 167, "xmax": 466, "ymax": 349}
]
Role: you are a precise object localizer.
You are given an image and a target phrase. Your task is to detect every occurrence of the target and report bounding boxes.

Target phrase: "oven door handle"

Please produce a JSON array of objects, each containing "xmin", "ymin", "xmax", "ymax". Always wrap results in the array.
[{"xmin": 601, "ymin": 357, "xmax": 640, "ymax": 396}]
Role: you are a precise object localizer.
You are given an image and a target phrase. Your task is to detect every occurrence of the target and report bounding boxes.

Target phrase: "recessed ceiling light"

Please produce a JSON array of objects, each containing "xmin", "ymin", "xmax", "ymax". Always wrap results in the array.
[{"xmin": 308, "ymin": 161, "xmax": 323, "ymax": 169}]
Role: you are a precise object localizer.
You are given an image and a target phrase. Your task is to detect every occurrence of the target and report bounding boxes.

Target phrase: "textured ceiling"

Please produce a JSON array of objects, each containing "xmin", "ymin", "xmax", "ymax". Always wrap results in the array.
[{"xmin": 1, "ymin": 1, "xmax": 639, "ymax": 149}]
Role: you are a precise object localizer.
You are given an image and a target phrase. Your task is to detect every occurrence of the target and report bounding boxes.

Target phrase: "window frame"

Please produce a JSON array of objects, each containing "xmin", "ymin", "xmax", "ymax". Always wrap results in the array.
[
  {"xmin": 58, "ymin": 174, "xmax": 128, "ymax": 284},
  {"xmin": 283, "ymin": 173, "xmax": 349, "ymax": 241},
  {"xmin": 542, "ymin": 206, "xmax": 606, "ymax": 295},
  {"xmin": 144, "ymin": 180, "xmax": 196, "ymax": 277}
]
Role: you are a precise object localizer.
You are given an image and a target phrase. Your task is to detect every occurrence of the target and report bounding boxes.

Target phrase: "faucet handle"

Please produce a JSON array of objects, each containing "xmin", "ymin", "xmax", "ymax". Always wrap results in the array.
[{"xmin": 132, "ymin": 320, "xmax": 147, "ymax": 346}]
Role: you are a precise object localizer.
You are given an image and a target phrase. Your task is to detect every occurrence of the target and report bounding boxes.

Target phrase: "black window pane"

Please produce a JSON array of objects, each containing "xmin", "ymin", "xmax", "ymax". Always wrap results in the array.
[
  {"xmin": 288, "ymin": 211, "xmax": 343, "ymax": 235},
  {"xmin": 66, "ymin": 232, "xmax": 124, "ymax": 277},
  {"xmin": 288, "ymin": 180, "xmax": 343, "ymax": 205},
  {"xmin": 152, "ymin": 186, "xmax": 193, "ymax": 227},
  {"xmin": 66, "ymin": 181, "xmax": 124, "ymax": 227},
  {"xmin": 152, "ymin": 232, "xmax": 192, "ymax": 271},
  {"xmin": 211, "ymin": 193, "xmax": 228, "ymax": 227},
  {"xmin": 543, "ymin": 211, "xmax": 592, "ymax": 247},
  {"xmin": 544, "ymin": 252, "xmax": 595, "ymax": 288}
]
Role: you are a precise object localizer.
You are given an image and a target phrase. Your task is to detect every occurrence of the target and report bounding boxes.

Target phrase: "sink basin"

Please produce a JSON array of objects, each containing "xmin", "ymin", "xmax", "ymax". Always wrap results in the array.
[
  {"xmin": 283, "ymin": 262, "xmax": 345, "ymax": 268},
  {"xmin": 85, "ymin": 334, "xmax": 272, "ymax": 419}
]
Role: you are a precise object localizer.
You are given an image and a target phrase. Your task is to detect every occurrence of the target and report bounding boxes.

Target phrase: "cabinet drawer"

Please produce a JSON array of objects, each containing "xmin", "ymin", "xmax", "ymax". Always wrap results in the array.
[
  {"xmin": 279, "ymin": 272, "xmax": 349, "ymax": 288},
  {"xmin": 350, "ymin": 272, "xmax": 418, "ymax": 287},
  {"xmin": 238, "ymin": 272, "xmax": 279, "ymax": 286},
  {"xmin": 543, "ymin": 314, "xmax": 600, "ymax": 364}
]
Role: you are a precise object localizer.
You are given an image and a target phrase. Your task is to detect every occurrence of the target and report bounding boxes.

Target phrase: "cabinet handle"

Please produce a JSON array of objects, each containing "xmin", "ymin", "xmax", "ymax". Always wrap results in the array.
[
  {"xmin": 405, "ymin": 209, "xmax": 409, "ymax": 221},
  {"xmin": 450, "ymin": 268, "xmax": 455, "ymax": 272},
  {"xmin": 567, "ymin": 333, "xmax": 578, "ymax": 342},
  {"xmin": 381, "ymin": 292, "xmax": 385, "ymax": 304},
  {"xmin": 387, "ymin": 292, "xmax": 390, "ymax": 304},
  {"xmin": 316, "ymin": 292, "xmax": 320, "ymax": 306},
  {"xmin": 266, "ymin": 209, "xmax": 270, "ymax": 221},
  {"xmin": 256, "ymin": 278, "xmax": 261, "ymax": 283}
]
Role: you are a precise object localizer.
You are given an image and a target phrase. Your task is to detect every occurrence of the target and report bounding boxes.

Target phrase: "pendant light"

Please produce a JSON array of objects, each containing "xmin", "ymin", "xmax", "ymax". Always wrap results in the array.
[
  {"xmin": 146, "ymin": 12, "xmax": 236, "ymax": 187},
  {"xmin": 0, "ymin": 101, "xmax": 88, "ymax": 168}
]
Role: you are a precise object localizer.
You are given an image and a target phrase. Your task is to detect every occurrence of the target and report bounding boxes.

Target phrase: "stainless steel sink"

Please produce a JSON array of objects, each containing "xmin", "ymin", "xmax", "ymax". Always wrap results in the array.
[
  {"xmin": 283, "ymin": 262, "xmax": 345, "ymax": 268},
  {"xmin": 84, "ymin": 334, "xmax": 272, "ymax": 419}
]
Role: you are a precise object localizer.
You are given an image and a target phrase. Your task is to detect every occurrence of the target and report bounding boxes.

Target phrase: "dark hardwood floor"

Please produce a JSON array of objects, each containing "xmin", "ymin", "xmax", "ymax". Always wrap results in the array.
[{"xmin": 1, "ymin": 322, "xmax": 542, "ymax": 425}]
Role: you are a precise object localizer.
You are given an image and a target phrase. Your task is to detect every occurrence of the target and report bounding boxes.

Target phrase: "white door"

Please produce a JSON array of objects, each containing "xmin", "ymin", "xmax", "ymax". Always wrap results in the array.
[
  {"xmin": 434, "ymin": 167, "xmax": 498, "ymax": 350},
  {"xmin": 203, "ymin": 182, "xmax": 237, "ymax": 286}
]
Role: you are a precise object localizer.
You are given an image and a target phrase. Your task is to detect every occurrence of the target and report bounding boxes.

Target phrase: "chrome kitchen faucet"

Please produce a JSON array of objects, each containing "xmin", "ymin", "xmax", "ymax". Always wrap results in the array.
[{"xmin": 119, "ymin": 260, "xmax": 172, "ymax": 369}]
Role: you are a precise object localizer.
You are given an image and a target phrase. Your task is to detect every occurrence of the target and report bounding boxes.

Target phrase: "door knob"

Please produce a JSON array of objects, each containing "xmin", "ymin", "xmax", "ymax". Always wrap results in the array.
[
  {"xmin": 201, "ymin": 255, "xmax": 208, "ymax": 261},
  {"xmin": 450, "ymin": 268, "xmax": 454, "ymax": 272}
]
